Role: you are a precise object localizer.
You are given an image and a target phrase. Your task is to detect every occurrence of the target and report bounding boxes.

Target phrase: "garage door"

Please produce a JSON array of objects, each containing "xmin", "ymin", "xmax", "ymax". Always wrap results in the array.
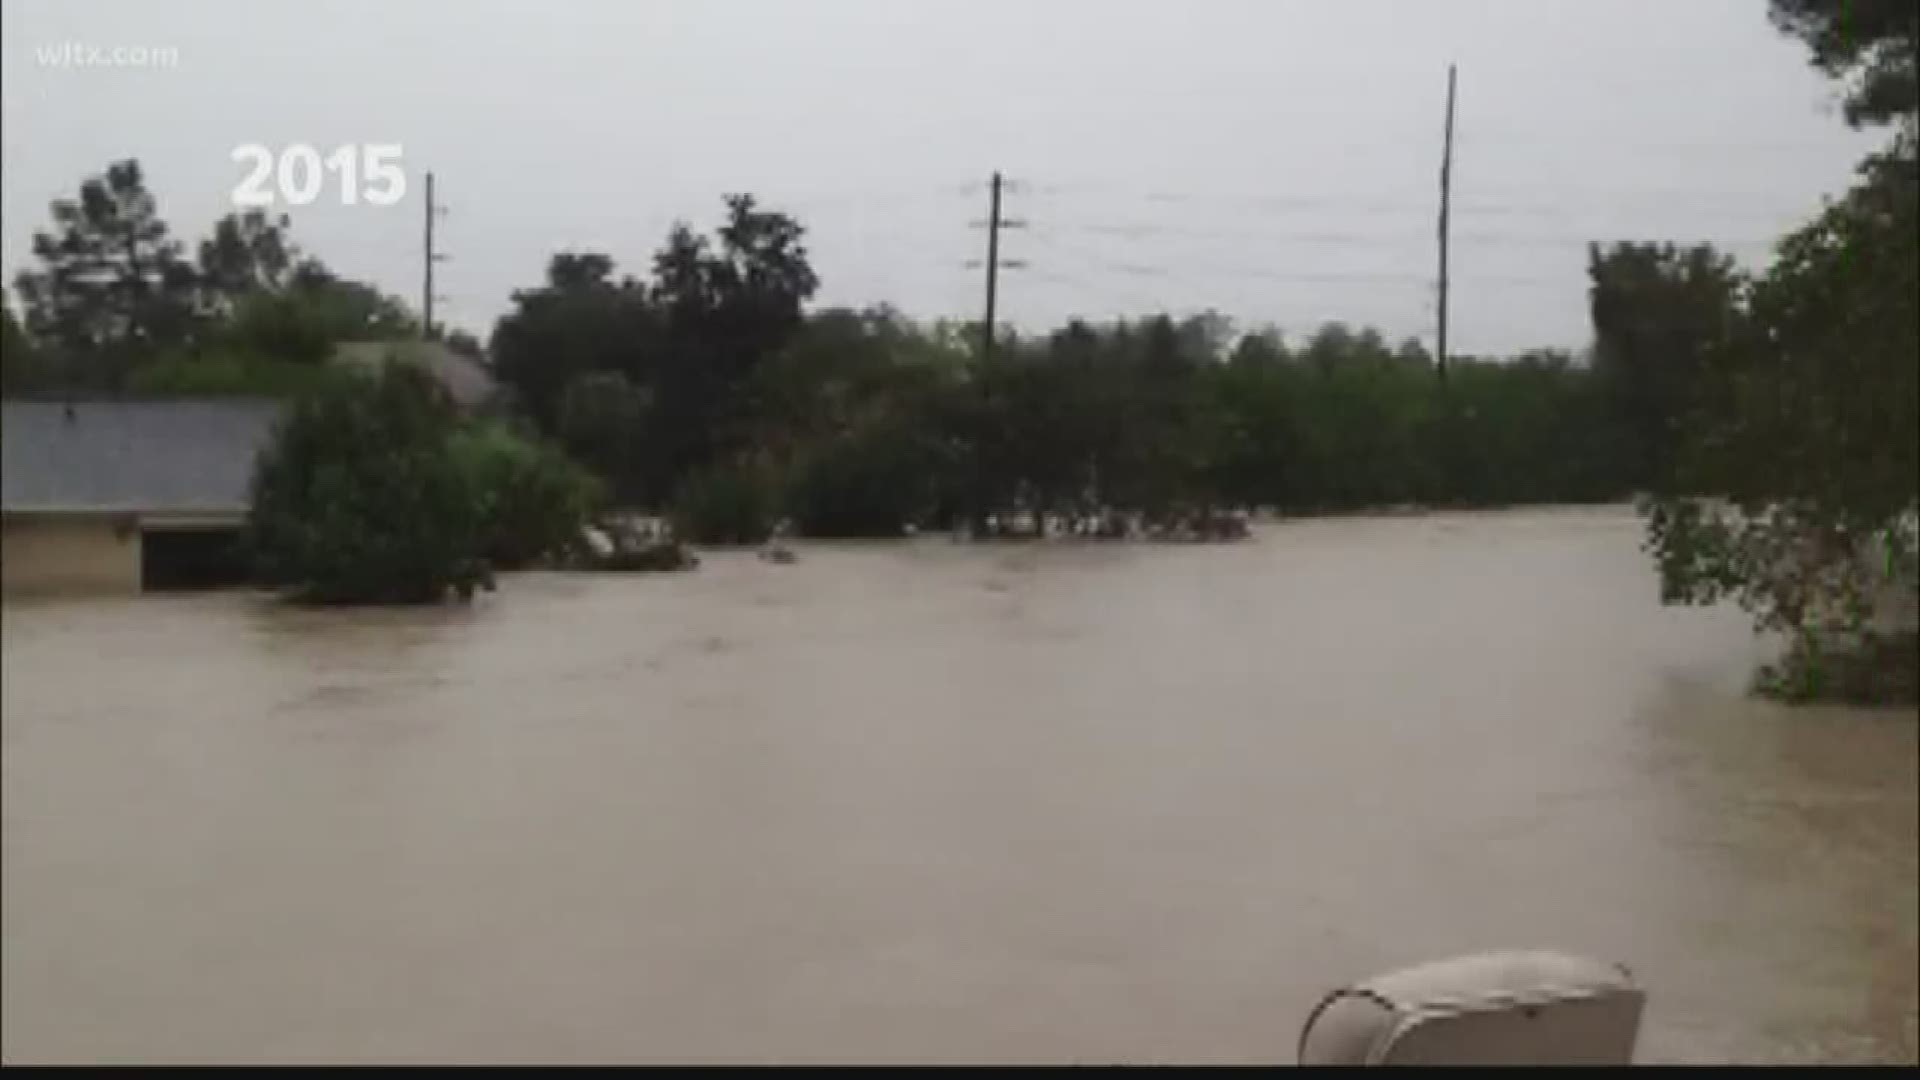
[{"xmin": 141, "ymin": 527, "xmax": 249, "ymax": 591}]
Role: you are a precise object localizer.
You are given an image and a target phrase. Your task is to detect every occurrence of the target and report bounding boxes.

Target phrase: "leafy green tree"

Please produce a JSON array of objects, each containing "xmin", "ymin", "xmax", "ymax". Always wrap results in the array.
[
  {"xmin": 670, "ymin": 458, "xmax": 781, "ymax": 545},
  {"xmin": 1, "ymin": 293, "xmax": 46, "ymax": 392},
  {"xmin": 556, "ymin": 370, "xmax": 654, "ymax": 504},
  {"xmin": 443, "ymin": 329, "xmax": 484, "ymax": 360},
  {"xmin": 1636, "ymin": 0, "xmax": 1918, "ymax": 703},
  {"xmin": 125, "ymin": 350, "xmax": 349, "ymax": 397},
  {"xmin": 246, "ymin": 364, "xmax": 489, "ymax": 604},
  {"xmin": 450, "ymin": 421, "xmax": 603, "ymax": 569},
  {"xmin": 1587, "ymin": 242, "xmax": 1746, "ymax": 490},
  {"xmin": 649, "ymin": 195, "xmax": 820, "ymax": 474},
  {"xmin": 283, "ymin": 260, "xmax": 418, "ymax": 341},
  {"xmin": 786, "ymin": 416, "xmax": 940, "ymax": 537},
  {"xmin": 1769, "ymin": 0, "xmax": 1918, "ymax": 131},
  {"xmin": 13, "ymin": 159, "xmax": 201, "ymax": 385},
  {"xmin": 490, "ymin": 252, "xmax": 660, "ymax": 432},
  {"xmin": 197, "ymin": 209, "xmax": 298, "ymax": 313}
]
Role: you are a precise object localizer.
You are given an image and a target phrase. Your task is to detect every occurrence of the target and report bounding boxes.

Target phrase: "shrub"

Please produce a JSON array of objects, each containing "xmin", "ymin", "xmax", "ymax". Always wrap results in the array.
[
  {"xmin": 785, "ymin": 422, "xmax": 934, "ymax": 538},
  {"xmin": 127, "ymin": 350, "xmax": 348, "ymax": 397},
  {"xmin": 670, "ymin": 460, "xmax": 780, "ymax": 545},
  {"xmin": 246, "ymin": 364, "xmax": 489, "ymax": 604},
  {"xmin": 451, "ymin": 421, "xmax": 602, "ymax": 569}
]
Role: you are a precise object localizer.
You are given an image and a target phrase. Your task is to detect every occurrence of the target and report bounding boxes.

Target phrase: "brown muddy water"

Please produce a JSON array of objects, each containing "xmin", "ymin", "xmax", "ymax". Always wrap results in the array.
[{"xmin": 3, "ymin": 506, "xmax": 1914, "ymax": 1065}]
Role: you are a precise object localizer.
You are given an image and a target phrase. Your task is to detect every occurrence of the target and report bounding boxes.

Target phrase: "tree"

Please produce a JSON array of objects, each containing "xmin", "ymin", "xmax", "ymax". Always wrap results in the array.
[
  {"xmin": 283, "ymin": 260, "xmax": 418, "ymax": 341},
  {"xmin": 450, "ymin": 421, "xmax": 603, "ymax": 570},
  {"xmin": 197, "ymin": 209, "xmax": 298, "ymax": 313},
  {"xmin": 1, "ymin": 294, "xmax": 46, "ymax": 392},
  {"xmin": 13, "ymin": 159, "xmax": 201, "ymax": 384},
  {"xmin": 1636, "ymin": 1, "xmax": 1918, "ymax": 703},
  {"xmin": 1587, "ymin": 242, "xmax": 1745, "ymax": 491},
  {"xmin": 490, "ymin": 252, "xmax": 660, "ymax": 433},
  {"xmin": 1769, "ymin": 0, "xmax": 1918, "ymax": 132},
  {"xmin": 556, "ymin": 370, "xmax": 654, "ymax": 504},
  {"xmin": 246, "ymin": 364, "xmax": 490, "ymax": 604},
  {"xmin": 1228, "ymin": 328, "xmax": 1288, "ymax": 369},
  {"xmin": 443, "ymin": 329, "xmax": 484, "ymax": 360},
  {"xmin": 650, "ymin": 195, "xmax": 820, "ymax": 472}
]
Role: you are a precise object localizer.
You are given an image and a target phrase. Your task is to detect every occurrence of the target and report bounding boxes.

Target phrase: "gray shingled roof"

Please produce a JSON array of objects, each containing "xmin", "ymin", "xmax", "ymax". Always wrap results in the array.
[
  {"xmin": 2, "ymin": 398, "xmax": 284, "ymax": 513},
  {"xmin": 331, "ymin": 340, "xmax": 496, "ymax": 410}
]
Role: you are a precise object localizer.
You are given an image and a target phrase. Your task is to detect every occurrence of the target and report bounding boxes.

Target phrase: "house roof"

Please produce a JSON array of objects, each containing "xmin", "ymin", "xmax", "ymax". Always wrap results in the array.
[
  {"xmin": 2, "ymin": 398, "xmax": 284, "ymax": 514},
  {"xmin": 331, "ymin": 340, "xmax": 496, "ymax": 410}
]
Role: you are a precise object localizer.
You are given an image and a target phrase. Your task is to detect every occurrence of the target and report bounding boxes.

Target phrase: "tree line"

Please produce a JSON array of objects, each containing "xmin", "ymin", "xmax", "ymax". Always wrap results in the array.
[
  {"xmin": 1, "ymin": 1, "xmax": 1910, "ymax": 706},
  {"xmin": 2, "ymin": 166, "xmax": 1664, "ymax": 541}
]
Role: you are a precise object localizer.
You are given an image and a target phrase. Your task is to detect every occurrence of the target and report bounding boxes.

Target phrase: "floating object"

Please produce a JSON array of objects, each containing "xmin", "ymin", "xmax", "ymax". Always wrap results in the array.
[
  {"xmin": 580, "ymin": 526, "xmax": 615, "ymax": 559},
  {"xmin": 1297, "ymin": 950, "xmax": 1644, "ymax": 1066}
]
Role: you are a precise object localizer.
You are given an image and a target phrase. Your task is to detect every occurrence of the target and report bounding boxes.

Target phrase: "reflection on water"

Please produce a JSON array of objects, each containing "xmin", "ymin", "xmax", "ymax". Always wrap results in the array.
[{"xmin": 3, "ymin": 506, "xmax": 1914, "ymax": 1064}]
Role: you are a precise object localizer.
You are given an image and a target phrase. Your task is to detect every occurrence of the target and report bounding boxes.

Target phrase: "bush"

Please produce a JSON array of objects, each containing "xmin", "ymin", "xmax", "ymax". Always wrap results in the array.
[
  {"xmin": 246, "ymin": 364, "xmax": 490, "ymax": 604},
  {"xmin": 1756, "ymin": 629, "xmax": 1919, "ymax": 706},
  {"xmin": 785, "ymin": 422, "xmax": 935, "ymax": 538},
  {"xmin": 451, "ymin": 421, "xmax": 602, "ymax": 569},
  {"xmin": 556, "ymin": 371, "xmax": 653, "ymax": 504},
  {"xmin": 127, "ymin": 350, "xmax": 348, "ymax": 397},
  {"xmin": 670, "ymin": 460, "xmax": 780, "ymax": 545}
]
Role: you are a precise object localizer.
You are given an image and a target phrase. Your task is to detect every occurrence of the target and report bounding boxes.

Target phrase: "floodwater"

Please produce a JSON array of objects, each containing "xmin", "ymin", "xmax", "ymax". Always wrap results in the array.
[{"xmin": 3, "ymin": 506, "xmax": 1914, "ymax": 1065}]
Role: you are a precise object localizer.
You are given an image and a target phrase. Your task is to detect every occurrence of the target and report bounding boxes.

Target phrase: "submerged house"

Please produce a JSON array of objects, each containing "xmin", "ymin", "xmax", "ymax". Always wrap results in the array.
[{"xmin": 1, "ymin": 398, "xmax": 282, "ymax": 595}]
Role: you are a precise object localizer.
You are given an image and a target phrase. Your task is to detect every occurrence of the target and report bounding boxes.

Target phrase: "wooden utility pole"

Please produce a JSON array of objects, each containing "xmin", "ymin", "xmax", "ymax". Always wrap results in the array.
[
  {"xmin": 422, "ymin": 171, "xmax": 447, "ymax": 339},
  {"xmin": 981, "ymin": 171, "xmax": 1004, "ymax": 362},
  {"xmin": 1437, "ymin": 64, "xmax": 1457, "ymax": 381},
  {"xmin": 968, "ymin": 172, "xmax": 1026, "ymax": 360}
]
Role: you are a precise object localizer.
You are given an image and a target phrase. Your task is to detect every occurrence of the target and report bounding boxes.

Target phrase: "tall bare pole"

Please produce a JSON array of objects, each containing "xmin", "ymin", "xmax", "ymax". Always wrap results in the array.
[
  {"xmin": 981, "ymin": 171, "xmax": 1003, "ymax": 362},
  {"xmin": 423, "ymin": 171, "xmax": 436, "ymax": 337},
  {"xmin": 1437, "ymin": 64, "xmax": 1457, "ymax": 381}
]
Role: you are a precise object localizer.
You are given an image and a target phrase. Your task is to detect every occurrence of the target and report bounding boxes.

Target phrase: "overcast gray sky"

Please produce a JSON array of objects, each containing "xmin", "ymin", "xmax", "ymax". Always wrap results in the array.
[{"xmin": 1, "ymin": 0, "xmax": 1881, "ymax": 356}]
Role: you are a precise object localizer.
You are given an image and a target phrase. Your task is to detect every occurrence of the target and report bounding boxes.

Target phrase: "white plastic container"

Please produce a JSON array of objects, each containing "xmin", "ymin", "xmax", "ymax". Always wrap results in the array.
[{"xmin": 1297, "ymin": 950, "xmax": 1645, "ymax": 1065}]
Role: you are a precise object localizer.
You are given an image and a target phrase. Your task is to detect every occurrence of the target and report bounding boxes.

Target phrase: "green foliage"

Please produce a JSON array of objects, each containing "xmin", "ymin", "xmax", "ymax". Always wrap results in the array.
[
  {"xmin": 786, "ymin": 419, "xmax": 938, "ymax": 537},
  {"xmin": 216, "ymin": 289, "xmax": 337, "ymax": 365},
  {"xmin": 490, "ymin": 253, "xmax": 661, "ymax": 433},
  {"xmin": 1755, "ymin": 628, "xmax": 1919, "ymax": 705},
  {"xmin": 12, "ymin": 159, "xmax": 201, "ymax": 384},
  {"xmin": 670, "ymin": 460, "xmax": 781, "ymax": 545},
  {"xmin": 1587, "ymin": 242, "xmax": 1747, "ymax": 491},
  {"xmin": 450, "ymin": 421, "xmax": 603, "ymax": 569},
  {"xmin": 281, "ymin": 261, "xmax": 419, "ymax": 341},
  {"xmin": 1, "ymin": 296, "xmax": 47, "ymax": 392},
  {"xmin": 246, "ymin": 365, "xmax": 489, "ymax": 604},
  {"xmin": 125, "ymin": 350, "xmax": 349, "ymax": 397},
  {"xmin": 1633, "ymin": 2, "xmax": 1919, "ymax": 704},
  {"xmin": 555, "ymin": 370, "xmax": 653, "ymax": 504},
  {"xmin": 1769, "ymin": 0, "xmax": 1918, "ymax": 132},
  {"xmin": 9, "ymin": 160, "xmax": 419, "ymax": 395},
  {"xmin": 492, "ymin": 196, "xmax": 820, "ymax": 499},
  {"xmin": 197, "ymin": 209, "xmax": 298, "ymax": 305}
]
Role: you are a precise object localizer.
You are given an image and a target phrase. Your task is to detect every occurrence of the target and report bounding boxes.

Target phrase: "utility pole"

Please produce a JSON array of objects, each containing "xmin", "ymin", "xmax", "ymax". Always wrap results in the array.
[
  {"xmin": 1436, "ymin": 64, "xmax": 1457, "ymax": 381},
  {"xmin": 982, "ymin": 171, "xmax": 1003, "ymax": 361},
  {"xmin": 422, "ymin": 171, "xmax": 448, "ymax": 339},
  {"xmin": 971, "ymin": 171, "xmax": 1027, "ymax": 362}
]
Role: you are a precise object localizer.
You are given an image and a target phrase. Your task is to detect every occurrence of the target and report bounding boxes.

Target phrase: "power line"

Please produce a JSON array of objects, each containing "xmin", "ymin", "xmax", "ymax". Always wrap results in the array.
[
  {"xmin": 1018, "ymin": 179, "xmax": 1829, "ymax": 221},
  {"xmin": 1032, "ymin": 219, "xmax": 1778, "ymax": 249}
]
